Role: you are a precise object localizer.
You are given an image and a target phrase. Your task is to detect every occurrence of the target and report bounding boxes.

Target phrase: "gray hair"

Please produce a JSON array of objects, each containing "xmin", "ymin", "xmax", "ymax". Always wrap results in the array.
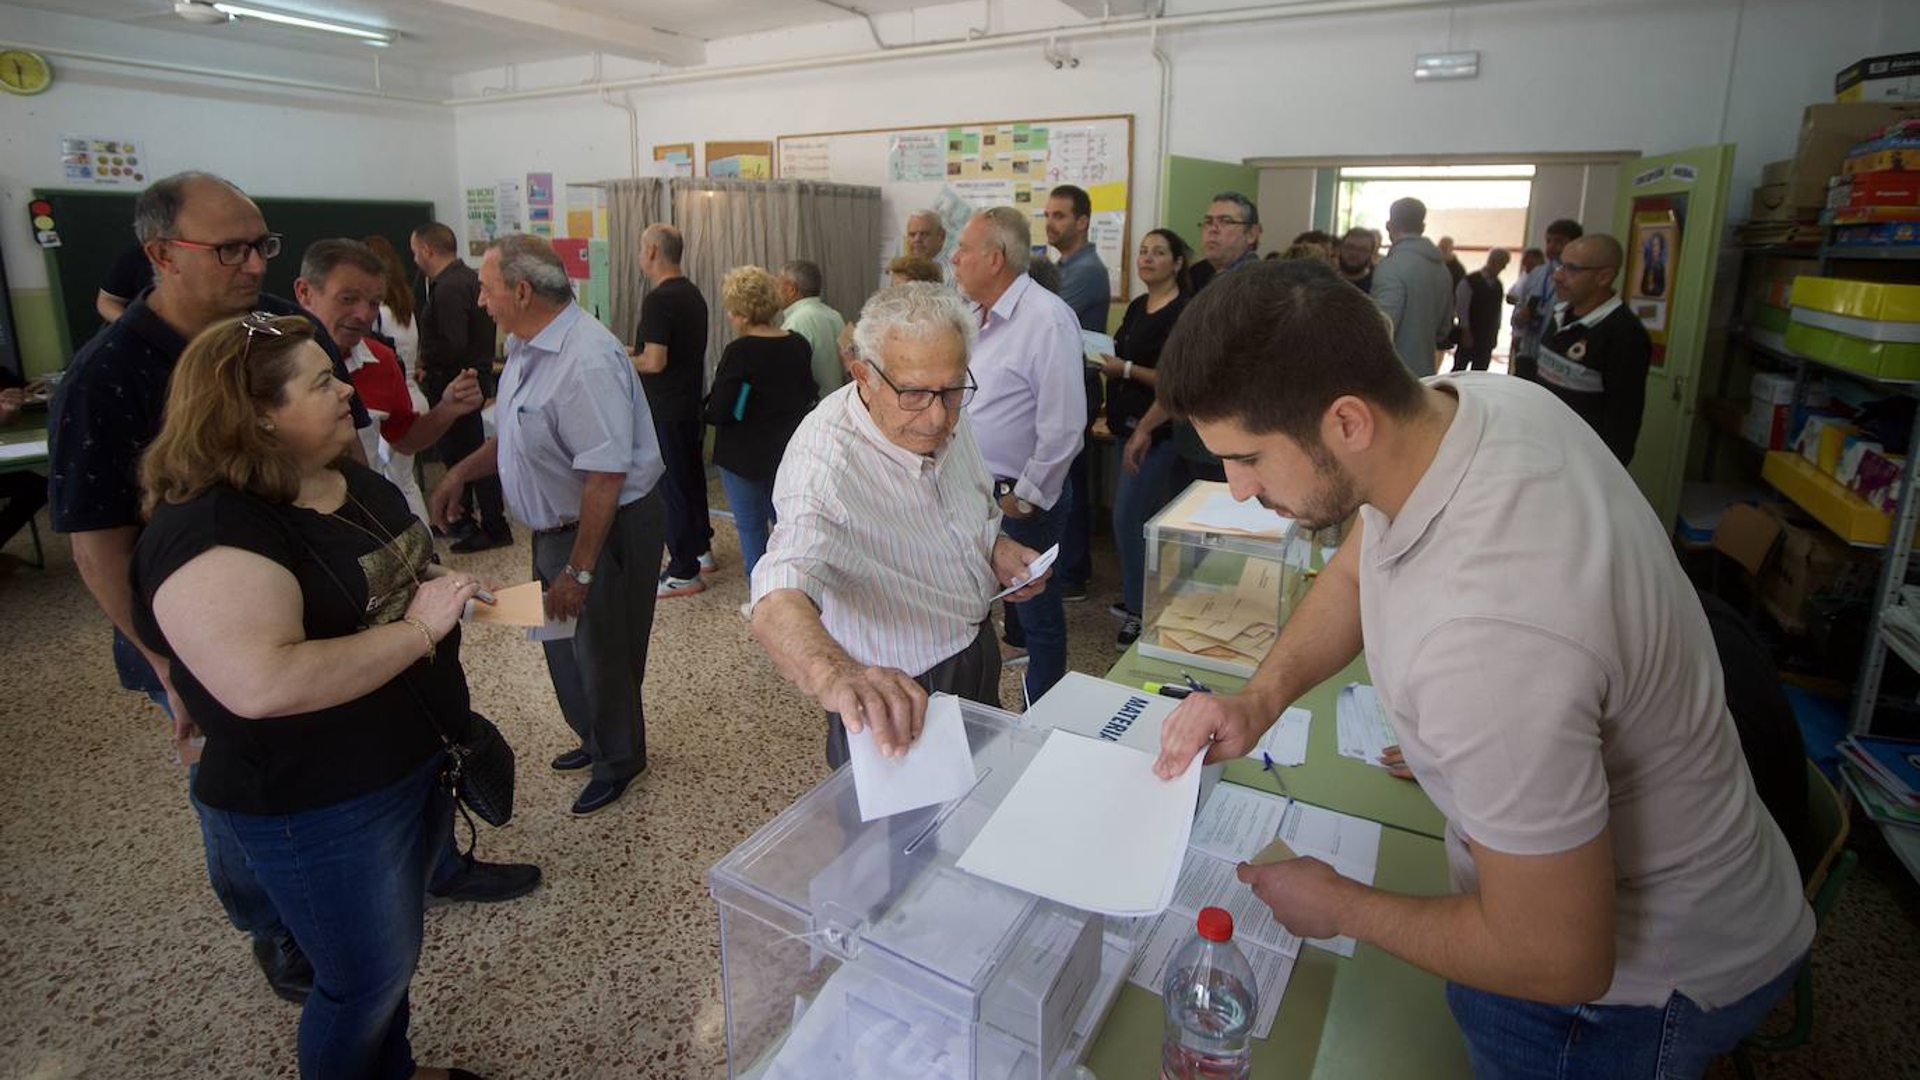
[
  {"xmin": 488, "ymin": 234, "xmax": 573, "ymax": 303},
  {"xmin": 298, "ymin": 238, "xmax": 386, "ymax": 290},
  {"xmin": 976, "ymin": 207, "xmax": 1031, "ymax": 275},
  {"xmin": 907, "ymin": 210, "xmax": 946, "ymax": 239},
  {"xmin": 134, "ymin": 171, "xmax": 248, "ymax": 244},
  {"xmin": 779, "ymin": 259, "xmax": 823, "ymax": 298},
  {"xmin": 852, "ymin": 282, "xmax": 975, "ymax": 373},
  {"xmin": 1210, "ymin": 190, "xmax": 1260, "ymax": 227}
]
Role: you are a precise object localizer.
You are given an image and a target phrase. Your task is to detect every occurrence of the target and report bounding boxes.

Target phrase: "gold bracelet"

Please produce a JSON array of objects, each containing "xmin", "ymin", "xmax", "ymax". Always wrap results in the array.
[{"xmin": 401, "ymin": 616, "xmax": 437, "ymax": 663}]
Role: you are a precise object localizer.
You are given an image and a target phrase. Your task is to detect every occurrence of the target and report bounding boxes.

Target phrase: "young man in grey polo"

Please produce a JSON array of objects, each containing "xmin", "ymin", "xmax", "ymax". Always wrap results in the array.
[{"xmin": 1152, "ymin": 260, "xmax": 1811, "ymax": 1079}]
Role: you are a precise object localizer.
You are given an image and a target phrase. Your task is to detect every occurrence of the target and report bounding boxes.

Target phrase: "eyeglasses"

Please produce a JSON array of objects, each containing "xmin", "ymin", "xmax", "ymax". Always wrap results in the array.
[
  {"xmin": 167, "ymin": 233, "xmax": 283, "ymax": 266},
  {"xmin": 239, "ymin": 310, "xmax": 288, "ymax": 362},
  {"xmin": 871, "ymin": 363, "xmax": 977, "ymax": 413},
  {"xmin": 1197, "ymin": 217, "xmax": 1249, "ymax": 230},
  {"xmin": 1556, "ymin": 262, "xmax": 1616, "ymax": 275}
]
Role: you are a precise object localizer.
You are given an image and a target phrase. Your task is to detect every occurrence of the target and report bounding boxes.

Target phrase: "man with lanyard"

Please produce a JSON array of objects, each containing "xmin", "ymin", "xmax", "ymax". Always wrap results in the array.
[
  {"xmin": 1530, "ymin": 234, "xmax": 1652, "ymax": 465},
  {"xmin": 48, "ymin": 171, "xmax": 372, "ymax": 1004},
  {"xmin": 1152, "ymin": 260, "xmax": 1811, "ymax": 1080},
  {"xmin": 1509, "ymin": 218, "xmax": 1583, "ymax": 381},
  {"xmin": 433, "ymin": 235, "xmax": 669, "ymax": 817}
]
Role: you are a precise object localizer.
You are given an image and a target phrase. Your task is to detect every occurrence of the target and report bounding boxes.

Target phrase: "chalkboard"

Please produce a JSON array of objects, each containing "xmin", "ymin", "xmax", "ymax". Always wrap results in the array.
[
  {"xmin": 33, "ymin": 189, "xmax": 436, "ymax": 362},
  {"xmin": 0, "ymin": 216, "xmax": 20, "ymax": 379}
]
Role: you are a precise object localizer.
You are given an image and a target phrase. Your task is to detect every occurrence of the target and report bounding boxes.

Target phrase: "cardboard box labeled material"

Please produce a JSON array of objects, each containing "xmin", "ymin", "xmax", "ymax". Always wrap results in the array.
[
  {"xmin": 1791, "ymin": 104, "xmax": 1920, "ymax": 208},
  {"xmin": 1837, "ymin": 52, "xmax": 1920, "ymax": 103}
]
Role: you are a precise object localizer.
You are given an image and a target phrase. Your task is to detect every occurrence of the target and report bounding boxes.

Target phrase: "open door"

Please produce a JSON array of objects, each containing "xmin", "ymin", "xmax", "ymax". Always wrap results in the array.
[{"xmin": 1612, "ymin": 145, "xmax": 1735, "ymax": 526}]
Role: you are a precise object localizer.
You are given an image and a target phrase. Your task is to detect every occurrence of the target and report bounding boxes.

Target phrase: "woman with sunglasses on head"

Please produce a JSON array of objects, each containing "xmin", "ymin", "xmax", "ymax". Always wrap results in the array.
[{"xmin": 128, "ymin": 313, "xmax": 493, "ymax": 1080}]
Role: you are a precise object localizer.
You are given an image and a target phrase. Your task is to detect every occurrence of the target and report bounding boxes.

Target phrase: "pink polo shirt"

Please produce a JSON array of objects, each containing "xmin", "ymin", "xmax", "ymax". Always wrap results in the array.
[{"xmin": 1357, "ymin": 373, "xmax": 1813, "ymax": 1008}]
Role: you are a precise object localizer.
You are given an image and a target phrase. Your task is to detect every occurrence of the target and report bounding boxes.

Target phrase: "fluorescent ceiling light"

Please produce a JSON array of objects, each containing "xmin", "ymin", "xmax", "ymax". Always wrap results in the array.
[{"xmin": 210, "ymin": 3, "xmax": 394, "ymax": 43}]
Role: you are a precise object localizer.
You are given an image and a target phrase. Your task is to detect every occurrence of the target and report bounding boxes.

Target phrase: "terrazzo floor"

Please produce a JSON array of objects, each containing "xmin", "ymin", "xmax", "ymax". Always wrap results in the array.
[{"xmin": 1, "ymin": 501, "xmax": 1916, "ymax": 1080}]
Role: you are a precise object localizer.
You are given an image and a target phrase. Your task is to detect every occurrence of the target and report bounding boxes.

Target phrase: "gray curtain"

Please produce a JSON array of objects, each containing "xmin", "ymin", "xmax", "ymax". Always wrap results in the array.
[
  {"xmin": 669, "ymin": 178, "xmax": 882, "ymax": 385},
  {"xmin": 603, "ymin": 177, "xmax": 671, "ymax": 347}
]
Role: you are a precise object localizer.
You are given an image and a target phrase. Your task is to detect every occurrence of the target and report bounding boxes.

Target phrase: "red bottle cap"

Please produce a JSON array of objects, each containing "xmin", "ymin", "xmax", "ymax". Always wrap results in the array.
[{"xmin": 1197, "ymin": 906, "xmax": 1233, "ymax": 942}]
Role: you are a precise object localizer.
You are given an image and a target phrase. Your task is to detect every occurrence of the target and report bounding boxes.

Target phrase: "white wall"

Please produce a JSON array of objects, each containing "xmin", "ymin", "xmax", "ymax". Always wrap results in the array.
[
  {"xmin": 444, "ymin": 0, "xmax": 1904, "ymax": 290},
  {"xmin": 0, "ymin": 3, "xmax": 456, "ymax": 294}
]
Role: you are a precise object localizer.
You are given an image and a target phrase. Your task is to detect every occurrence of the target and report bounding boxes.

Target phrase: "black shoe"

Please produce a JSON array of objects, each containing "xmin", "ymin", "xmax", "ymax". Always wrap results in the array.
[
  {"xmin": 428, "ymin": 859, "xmax": 543, "ymax": 905},
  {"xmin": 433, "ymin": 520, "xmax": 476, "ymax": 542},
  {"xmin": 450, "ymin": 527, "xmax": 512, "ymax": 554},
  {"xmin": 1059, "ymin": 579, "xmax": 1089, "ymax": 602},
  {"xmin": 551, "ymin": 747, "xmax": 591, "ymax": 772},
  {"xmin": 1117, "ymin": 614, "xmax": 1142, "ymax": 649},
  {"xmin": 251, "ymin": 932, "xmax": 313, "ymax": 1005},
  {"xmin": 571, "ymin": 773, "xmax": 636, "ymax": 816}
]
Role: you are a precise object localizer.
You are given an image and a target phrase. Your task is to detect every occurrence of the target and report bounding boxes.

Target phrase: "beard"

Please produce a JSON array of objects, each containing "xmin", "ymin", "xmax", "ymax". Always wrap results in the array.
[
  {"xmin": 1337, "ymin": 257, "xmax": 1369, "ymax": 276},
  {"xmin": 1286, "ymin": 447, "xmax": 1363, "ymax": 531}
]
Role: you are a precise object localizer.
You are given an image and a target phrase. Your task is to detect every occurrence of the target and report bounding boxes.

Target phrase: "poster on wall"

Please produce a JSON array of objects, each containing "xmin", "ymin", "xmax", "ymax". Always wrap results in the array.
[
  {"xmin": 652, "ymin": 144, "xmax": 694, "ymax": 178},
  {"xmin": 1626, "ymin": 196, "xmax": 1682, "ymax": 367},
  {"xmin": 887, "ymin": 131, "xmax": 945, "ymax": 182},
  {"xmin": 60, "ymin": 134, "xmax": 146, "ymax": 186},
  {"xmin": 494, "ymin": 179, "xmax": 524, "ymax": 237},
  {"xmin": 779, "ymin": 137, "xmax": 832, "ymax": 181},
  {"xmin": 526, "ymin": 172, "xmax": 554, "ymax": 237},
  {"xmin": 464, "ymin": 186, "xmax": 496, "ymax": 257},
  {"xmin": 706, "ymin": 140, "xmax": 773, "ymax": 179},
  {"xmin": 565, "ymin": 184, "xmax": 607, "ymax": 240}
]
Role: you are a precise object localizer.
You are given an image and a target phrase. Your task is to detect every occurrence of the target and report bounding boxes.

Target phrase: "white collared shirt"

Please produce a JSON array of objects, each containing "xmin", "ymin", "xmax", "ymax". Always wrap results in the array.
[
  {"xmin": 964, "ymin": 273, "xmax": 1087, "ymax": 509},
  {"xmin": 751, "ymin": 383, "xmax": 1002, "ymax": 677},
  {"xmin": 494, "ymin": 303, "xmax": 664, "ymax": 530}
]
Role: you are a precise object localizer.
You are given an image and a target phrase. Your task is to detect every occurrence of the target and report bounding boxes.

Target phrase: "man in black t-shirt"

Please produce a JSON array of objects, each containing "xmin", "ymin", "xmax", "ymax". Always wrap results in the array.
[
  {"xmin": 631, "ymin": 223, "xmax": 714, "ymax": 595},
  {"xmin": 95, "ymin": 243, "xmax": 154, "ymax": 323},
  {"xmin": 1529, "ymin": 234, "xmax": 1652, "ymax": 465},
  {"xmin": 1451, "ymin": 247, "xmax": 1510, "ymax": 373},
  {"xmin": 411, "ymin": 221, "xmax": 512, "ymax": 552}
]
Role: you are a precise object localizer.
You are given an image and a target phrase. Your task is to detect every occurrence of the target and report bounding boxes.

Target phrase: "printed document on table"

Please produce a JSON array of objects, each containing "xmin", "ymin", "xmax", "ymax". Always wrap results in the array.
[
  {"xmin": 0, "ymin": 439, "xmax": 48, "ymax": 463},
  {"xmin": 1189, "ymin": 784, "xmax": 1292, "ymax": 864},
  {"xmin": 1277, "ymin": 800, "xmax": 1382, "ymax": 957},
  {"xmin": 845, "ymin": 693, "xmax": 979, "ymax": 822},
  {"xmin": 1127, "ymin": 909, "xmax": 1295, "ymax": 1040},
  {"xmin": 1336, "ymin": 683, "xmax": 1397, "ymax": 769},
  {"xmin": 956, "ymin": 730, "xmax": 1203, "ymax": 916},
  {"xmin": 1168, "ymin": 848, "xmax": 1304, "ymax": 958},
  {"xmin": 1242, "ymin": 707, "xmax": 1311, "ymax": 767},
  {"xmin": 990, "ymin": 543, "xmax": 1060, "ymax": 600},
  {"xmin": 1186, "ymin": 491, "xmax": 1294, "ymax": 535}
]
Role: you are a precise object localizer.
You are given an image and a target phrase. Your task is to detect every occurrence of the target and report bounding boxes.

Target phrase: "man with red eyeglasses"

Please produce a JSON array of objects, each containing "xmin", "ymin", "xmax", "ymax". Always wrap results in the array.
[{"xmin": 47, "ymin": 171, "xmax": 371, "ymax": 1005}]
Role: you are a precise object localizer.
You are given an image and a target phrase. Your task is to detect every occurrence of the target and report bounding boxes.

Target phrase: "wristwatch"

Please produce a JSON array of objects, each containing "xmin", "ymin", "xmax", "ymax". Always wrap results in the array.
[
  {"xmin": 993, "ymin": 479, "xmax": 1033, "ymax": 517},
  {"xmin": 562, "ymin": 563, "xmax": 593, "ymax": 585}
]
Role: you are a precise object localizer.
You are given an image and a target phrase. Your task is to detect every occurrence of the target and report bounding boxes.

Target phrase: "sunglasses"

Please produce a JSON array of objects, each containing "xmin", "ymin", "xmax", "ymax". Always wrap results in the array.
[{"xmin": 239, "ymin": 310, "xmax": 289, "ymax": 362}]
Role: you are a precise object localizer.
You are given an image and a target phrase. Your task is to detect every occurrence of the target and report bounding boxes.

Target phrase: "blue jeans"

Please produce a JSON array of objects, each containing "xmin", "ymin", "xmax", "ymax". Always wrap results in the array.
[
  {"xmin": 1058, "ymin": 446, "xmax": 1094, "ymax": 588},
  {"xmin": 1001, "ymin": 479, "xmax": 1072, "ymax": 702},
  {"xmin": 719, "ymin": 468, "xmax": 777, "ymax": 577},
  {"xmin": 1445, "ymin": 953, "xmax": 1805, "ymax": 1080},
  {"xmin": 1112, "ymin": 438, "xmax": 1178, "ymax": 617},
  {"xmin": 210, "ymin": 752, "xmax": 453, "ymax": 1080}
]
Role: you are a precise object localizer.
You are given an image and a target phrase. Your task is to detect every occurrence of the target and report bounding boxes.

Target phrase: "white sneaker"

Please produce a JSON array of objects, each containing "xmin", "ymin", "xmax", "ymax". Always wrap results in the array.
[
  {"xmin": 698, "ymin": 551, "xmax": 718, "ymax": 575},
  {"xmin": 657, "ymin": 572, "xmax": 707, "ymax": 598},
  {"xmin": 738, "ymin": 601, "xmax": 753, "ymax": 621}
]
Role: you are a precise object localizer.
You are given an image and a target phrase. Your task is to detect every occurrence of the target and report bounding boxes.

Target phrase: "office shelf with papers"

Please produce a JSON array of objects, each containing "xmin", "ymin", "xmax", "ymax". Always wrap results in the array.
[
  {"xmin": 708, "ymin": 700, "xmax": 1132, "ymax": 1080},
  {"xmin": 1139, "ymin": 481, "xmax": 1312, "ymax": 680}
]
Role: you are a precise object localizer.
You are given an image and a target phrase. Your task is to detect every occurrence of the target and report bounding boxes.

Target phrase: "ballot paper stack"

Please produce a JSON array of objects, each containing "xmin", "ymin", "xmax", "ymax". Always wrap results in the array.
[
  {"xmin": 1140, "ymin": 481, "xmax": 1309, "ymax": 679},
  {"xmin": 708, "ymin": 697, "xmax": 1137, "ymax": 1080}
]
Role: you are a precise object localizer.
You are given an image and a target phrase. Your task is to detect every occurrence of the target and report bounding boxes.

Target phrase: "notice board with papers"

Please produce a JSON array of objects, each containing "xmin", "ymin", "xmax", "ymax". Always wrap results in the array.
[{"xmin": 776, "ymin": 114, "xmax": 1134, "ymax": 299}]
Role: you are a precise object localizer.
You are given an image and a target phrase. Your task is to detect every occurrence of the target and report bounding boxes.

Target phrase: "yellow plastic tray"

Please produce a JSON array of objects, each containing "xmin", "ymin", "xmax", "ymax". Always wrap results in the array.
[
  {"xmin": 1761, "ymin": 451, "xmax": 1917, "ymax": 547},
  {"xmin": 1788, "ymin": 276, "xmax": 1920, "ymax": 323}
]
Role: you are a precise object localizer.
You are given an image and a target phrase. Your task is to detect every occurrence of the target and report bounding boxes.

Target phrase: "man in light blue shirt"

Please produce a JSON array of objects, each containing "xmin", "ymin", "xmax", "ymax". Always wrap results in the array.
[
  {"xmin": 777, "ymin": 259, "xmax": 846, "ymax": 394},
  {"xmin": 429, "ymin": 235, "xmax": 667, "ymax": 817},
  {"xmin": 1046, "ymin": 184, "xmax": 1111, "ymax": 333}
]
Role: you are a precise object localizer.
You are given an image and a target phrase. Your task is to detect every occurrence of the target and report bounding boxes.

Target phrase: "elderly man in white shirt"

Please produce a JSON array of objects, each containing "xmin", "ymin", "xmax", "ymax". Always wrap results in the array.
[
  {"xmin": 750, "ymin": 283, "xmax": 1051, "ymax": 767},
  {"xmin": 950, "ymin": 206, "xmax": 1087, "ymax": 702},
  {"xmin": 429, "ymin": 234, "xmax": 668, "ymax": 817}
]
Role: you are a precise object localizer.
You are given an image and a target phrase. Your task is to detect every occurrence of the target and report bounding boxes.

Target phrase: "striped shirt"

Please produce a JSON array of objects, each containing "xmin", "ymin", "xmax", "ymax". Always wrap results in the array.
[{"xmin": 751, "ymin": 383, "xmax": 1002, "ymax": 677}]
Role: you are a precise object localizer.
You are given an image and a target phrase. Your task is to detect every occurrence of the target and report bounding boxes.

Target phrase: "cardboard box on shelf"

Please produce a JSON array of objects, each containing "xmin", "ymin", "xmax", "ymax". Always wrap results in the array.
[
  {"xmin": 1753, "ymin": 504, "xmax": 1878, "ymax": 630},
  {"xmin": 1836, "ymin": 52, "xmax": 1920, "ymax": 103},
  {"xmin": 1753, "ymin": 183, "xmax": 1821, "ymax": 222},
  {"xmin": 1790, "ymin": 104, "xmax": 1920, "ymax": 208},
  {"xmin": 1745, "ymin": 371, "xmax": 1828, "ymax": 451}
]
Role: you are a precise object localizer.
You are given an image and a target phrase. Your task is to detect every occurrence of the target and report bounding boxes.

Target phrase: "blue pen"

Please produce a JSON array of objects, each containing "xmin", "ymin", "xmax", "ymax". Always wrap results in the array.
[{"xmin": 1179, "ymin": 669, "xmax": 1213, "ymax": 694}]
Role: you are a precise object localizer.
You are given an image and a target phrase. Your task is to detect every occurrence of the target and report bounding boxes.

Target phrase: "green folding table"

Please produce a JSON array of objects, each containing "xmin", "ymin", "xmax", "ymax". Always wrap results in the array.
[
  {"xmin": 0, "ymin": 417, "xmax": 49, "ymax": 569},
  {"xmin": 1082, "ymin": 823, "xmax": 1473, "ymax": 1078},
  {"xmin": 1105, "ymin": 645, "xmax": 1447, "ymax": 840}
]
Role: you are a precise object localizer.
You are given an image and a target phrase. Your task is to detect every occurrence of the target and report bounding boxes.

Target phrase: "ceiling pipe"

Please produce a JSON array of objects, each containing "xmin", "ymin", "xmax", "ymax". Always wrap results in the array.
[
  {"xmin": 4, "ymin": 38, "xmax": 441, "ymax": 104},
  {"xmin": 445, "ymin": 0, "xmax": 1525, "ymax": 107}
]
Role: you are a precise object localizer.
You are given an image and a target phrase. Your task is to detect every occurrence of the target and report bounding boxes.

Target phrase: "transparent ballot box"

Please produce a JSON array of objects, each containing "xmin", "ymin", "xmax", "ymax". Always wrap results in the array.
[
  {"xmin": 708, "ymin": 700, "xmax": 1135, "ymax": 1080},
  {"xmin": 1140, "ymin": 480, "xmax": 1312, "ymax": 679}
]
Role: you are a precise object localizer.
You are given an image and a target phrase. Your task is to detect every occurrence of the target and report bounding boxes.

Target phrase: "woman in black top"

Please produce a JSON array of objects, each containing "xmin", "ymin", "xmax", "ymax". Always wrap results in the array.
[
  {"xmin": 704, "ymin": 265, "xmax": 818, "ymax": 579},
  {"xmin": 130, "ymin": 314, "xmax": 491, "ymax": 1080},
  {"xmin": 1096, "ymin": 228, "xmax": 1193, "ymax": 646}
]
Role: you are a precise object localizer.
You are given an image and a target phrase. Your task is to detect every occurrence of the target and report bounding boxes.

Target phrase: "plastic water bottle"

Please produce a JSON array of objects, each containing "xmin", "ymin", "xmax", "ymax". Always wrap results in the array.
[{"xmin": 1160, "ymin": 906, "xmax": 1256, "ymax": 1080}]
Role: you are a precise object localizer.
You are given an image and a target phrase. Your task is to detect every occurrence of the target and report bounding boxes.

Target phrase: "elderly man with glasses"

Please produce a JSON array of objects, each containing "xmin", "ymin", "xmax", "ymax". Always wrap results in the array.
[
  {"xmin": 1530, "ymin": 234, "xmax": 1652, "ymax": 465},
  {"xmin": 749, "ymin": 283, "xmax": 1052, "ymax": 767},
  {"xmin": 1192, "ymin": 190, "xmax": 1264, "ymax": 291}
]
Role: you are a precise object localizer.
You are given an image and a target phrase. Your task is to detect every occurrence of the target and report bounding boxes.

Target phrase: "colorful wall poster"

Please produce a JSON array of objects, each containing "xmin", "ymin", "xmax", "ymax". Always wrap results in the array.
[{"xmin": 60, "ymin": 134, "xmax": 146, "ymax": 186}]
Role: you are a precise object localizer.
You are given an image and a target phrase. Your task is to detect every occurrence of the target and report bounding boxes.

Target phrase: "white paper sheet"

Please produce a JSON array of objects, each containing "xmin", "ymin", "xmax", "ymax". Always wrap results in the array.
[
  {"xmin": 1335, "ymin": 683, "xmax": 1397, "ymax": 769},
  {"xmin": 1243, "ymin": 707, "xmax": 1311, "ymax": 767},
  {"xmin": 1276, "ymin": 801, "xmax": 1383, "ymax": 957},
  {"xmin": 991, "ymin": 543, "xmax": 1060, "ymax": 600},
  {"xmin": 846, "ymin": 694, "xmax": 979, "ymax": 822},
  {"xmin": 1081, "ymin": 330, "xmax": 1116, "ymax": 359},
  {"xmin": 1127, "ymin": 908, "xmax": 1296, "ymax": 1040},
  {"xmin": 1186, "ymin": 491, "xmax": 1294, "ymax": 536},
  {"xmin": 1168, "ymin": 849, "xmax": 1304, "ymax": 958},
  {"xmin": 957, "ymin": 730, "xmax": 1203, "ymax": 916},
  {"xmin": 0, "ymin": 439, "xmax": 48, "ymax": 463},
  {"xmin": 1189, "ymin": 784, "xmax": 1291, "ymax": 864}
]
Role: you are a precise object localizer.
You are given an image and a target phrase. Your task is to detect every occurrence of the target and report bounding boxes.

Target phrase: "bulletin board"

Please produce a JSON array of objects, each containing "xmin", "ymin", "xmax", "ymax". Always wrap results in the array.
[
  {"xmin": 706, "ymin": 140, "xmax": 773, "ymax": 179},
  {"xmin": 776, "ymin": 114, "xmax": 1134, "ymax": 299}
]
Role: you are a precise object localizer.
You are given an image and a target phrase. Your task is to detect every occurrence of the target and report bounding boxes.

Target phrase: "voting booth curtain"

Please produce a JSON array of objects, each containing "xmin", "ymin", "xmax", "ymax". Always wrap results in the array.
[
  {"xmin": 669, "ymin": 178, "xmax": 881, "ymax": 381},
  {"xmin": 604, "ymin": 177, "xmax": 672, "ymax": 349}
]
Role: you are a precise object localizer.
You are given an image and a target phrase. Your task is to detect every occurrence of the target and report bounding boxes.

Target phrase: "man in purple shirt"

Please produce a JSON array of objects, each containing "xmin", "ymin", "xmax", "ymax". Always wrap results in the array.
[{"xmin": 951, "ymin": 207, "xmax": 1086, "ymax": 700}]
